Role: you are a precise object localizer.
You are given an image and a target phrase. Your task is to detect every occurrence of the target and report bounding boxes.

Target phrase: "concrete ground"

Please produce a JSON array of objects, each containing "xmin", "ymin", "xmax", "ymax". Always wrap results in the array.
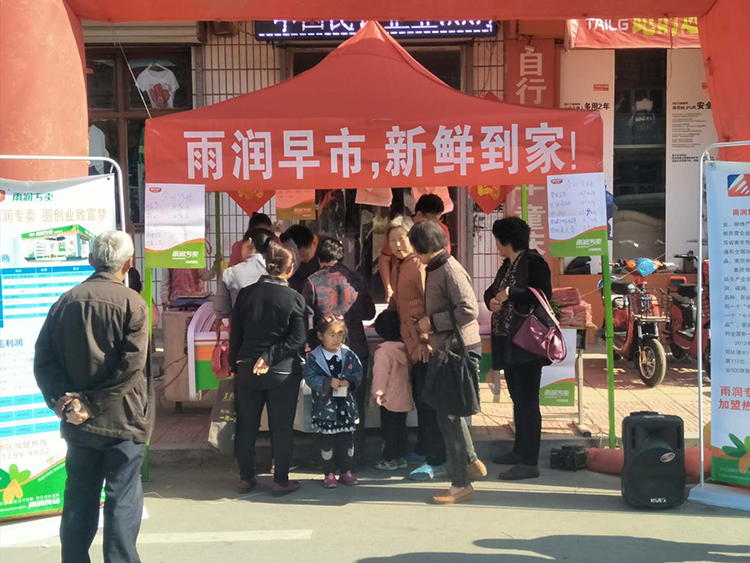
[{"xmin": 4, "ymin": 460, "xmax": 748, "ymax": 563}]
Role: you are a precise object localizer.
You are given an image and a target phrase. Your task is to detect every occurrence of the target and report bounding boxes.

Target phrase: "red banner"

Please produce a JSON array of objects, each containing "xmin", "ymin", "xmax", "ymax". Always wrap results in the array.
[
  {"xmin": 567, "ymin": 18, "xmax": 701, "ymax": 49},
  {"xmin": 228, "ymin": 190, "xmax": 274, "ymax": 216},
  {"xmin": 505, "ymin": 39, "xmax": 556, "ymax": 109},
  {"xmin": 468, "ymin": 185, "xmax": 513, "ymax": 214},
  {"xmin": 146, "ymin": 23, "xmax": 603, "ymax": 192}
]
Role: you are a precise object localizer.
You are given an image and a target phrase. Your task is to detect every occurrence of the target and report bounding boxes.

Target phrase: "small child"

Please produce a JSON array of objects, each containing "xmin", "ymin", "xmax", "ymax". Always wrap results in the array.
[
  {"xmin": 304, "ymin": 315, "xmax": 363, "ymax": 489},
  {"xmin": 371, "ymin": 311, "xmax": 413, "ymax": 471}
]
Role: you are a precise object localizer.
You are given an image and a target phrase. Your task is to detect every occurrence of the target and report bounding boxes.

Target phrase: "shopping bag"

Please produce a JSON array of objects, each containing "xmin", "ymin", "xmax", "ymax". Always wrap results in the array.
[{"xmin": 208, "ymin": 379, "xmax": 236, "ymax": 456}]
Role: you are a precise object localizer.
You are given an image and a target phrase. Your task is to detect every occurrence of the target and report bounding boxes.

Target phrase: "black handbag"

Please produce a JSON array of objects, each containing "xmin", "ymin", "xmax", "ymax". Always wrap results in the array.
[{"xmin": 421, "ymin": 311, "xmax": 481, "ymax": 417}]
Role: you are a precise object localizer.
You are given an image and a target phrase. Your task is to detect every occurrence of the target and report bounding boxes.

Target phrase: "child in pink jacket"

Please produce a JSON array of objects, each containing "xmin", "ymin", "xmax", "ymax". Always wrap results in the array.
[{"xmin": 371, "ymin": 313, "xmax": 414, "ymax": 471}]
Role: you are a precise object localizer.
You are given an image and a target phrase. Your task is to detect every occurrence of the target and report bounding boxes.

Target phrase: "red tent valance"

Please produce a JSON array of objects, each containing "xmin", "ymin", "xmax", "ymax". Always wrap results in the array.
[{"xmin": 145, "ymin": 22, "xmax": 602, "ymax": 191}]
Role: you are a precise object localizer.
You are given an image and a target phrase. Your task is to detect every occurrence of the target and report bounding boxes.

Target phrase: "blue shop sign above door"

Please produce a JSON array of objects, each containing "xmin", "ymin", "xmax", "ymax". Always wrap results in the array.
[{"xmin": 255, "ymin": 20, "xmax": 496, "ymax": 41}]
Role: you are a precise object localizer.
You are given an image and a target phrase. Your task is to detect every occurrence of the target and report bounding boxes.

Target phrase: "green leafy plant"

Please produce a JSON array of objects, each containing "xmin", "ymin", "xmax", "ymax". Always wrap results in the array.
[{"xmin": 722, "ymin": 434, "xmax": 748, "ymax": 458}]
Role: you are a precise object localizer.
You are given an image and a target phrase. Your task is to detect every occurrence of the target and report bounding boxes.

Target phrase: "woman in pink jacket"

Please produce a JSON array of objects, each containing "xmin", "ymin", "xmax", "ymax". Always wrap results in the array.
[{"xmin": 371, "ymin": 311, "xmax": 413, "ymax": 471}]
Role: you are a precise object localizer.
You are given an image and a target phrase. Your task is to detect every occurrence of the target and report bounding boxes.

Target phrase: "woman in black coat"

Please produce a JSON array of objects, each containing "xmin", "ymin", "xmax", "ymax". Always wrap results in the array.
[
  {"xmin": 230, "ymin": 241, "xmax": 306, "ymax": 497},
  {"xmin": 484, "ymin": 217, "xmax": 552, "ymax": 481}
]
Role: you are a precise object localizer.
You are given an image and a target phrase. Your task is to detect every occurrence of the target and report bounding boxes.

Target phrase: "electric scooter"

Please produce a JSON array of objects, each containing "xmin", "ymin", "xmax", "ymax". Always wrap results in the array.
[
  {"xmin": 601, "ymin": 258, "xmax": 669, "ymax": 387},
  {"xmin": 664, "ymin": 255, "xmax": 711, "ymax": 377}
]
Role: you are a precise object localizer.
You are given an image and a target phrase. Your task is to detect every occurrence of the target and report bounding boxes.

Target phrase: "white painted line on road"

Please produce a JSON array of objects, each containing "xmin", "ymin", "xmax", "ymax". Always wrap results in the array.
[{"xmin": 5, "ymin": 530, "xmax": 313, "ymax": 548}]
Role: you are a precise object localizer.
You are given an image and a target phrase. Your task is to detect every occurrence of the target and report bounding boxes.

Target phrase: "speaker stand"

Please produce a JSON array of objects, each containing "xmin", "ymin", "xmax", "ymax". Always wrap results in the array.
[{"xmin": 689, "ymin": 482, "xmax": 750, "ymax": 512}]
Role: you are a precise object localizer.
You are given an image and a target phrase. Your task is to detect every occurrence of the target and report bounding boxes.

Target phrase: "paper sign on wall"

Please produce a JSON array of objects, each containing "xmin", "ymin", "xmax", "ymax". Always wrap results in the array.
[
  {"xmin": 276, "ymin": 189, "xmax": 316, "ymax": 220},
  {"xmin": 547, "ymin": 173, "xmax": 607, "ymax": 257},
  {"xmin": 145, "ymin": 183, "xmax": 206, "ymax": 269}
]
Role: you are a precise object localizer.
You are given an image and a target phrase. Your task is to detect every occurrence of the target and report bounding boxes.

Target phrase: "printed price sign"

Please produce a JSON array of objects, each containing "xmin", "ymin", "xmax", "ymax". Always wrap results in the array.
[
  {"xmin": 145, "ymin": 183, "xmax": 206, "ymax": 268},
  {"xmin": 547, "ymin": 172, "xmax": 607, "ymax": 257}
]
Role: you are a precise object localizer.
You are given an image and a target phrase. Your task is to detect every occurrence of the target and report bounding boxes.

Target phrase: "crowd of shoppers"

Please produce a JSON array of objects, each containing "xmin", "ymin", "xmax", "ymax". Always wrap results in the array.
[{"xmin": 34, "ymin": 201, "xmax": 551, "ymax": 560}]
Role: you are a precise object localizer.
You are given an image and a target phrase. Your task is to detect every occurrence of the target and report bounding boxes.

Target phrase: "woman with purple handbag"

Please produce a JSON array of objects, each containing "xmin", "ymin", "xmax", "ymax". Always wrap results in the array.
[{"xmin": 484, "ymin": 217, "xmax": 554, "ymax": 482}]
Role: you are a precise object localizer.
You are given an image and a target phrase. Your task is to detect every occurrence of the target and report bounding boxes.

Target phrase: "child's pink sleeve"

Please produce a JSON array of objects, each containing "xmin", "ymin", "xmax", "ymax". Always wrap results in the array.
[{"xmin": 371, "ymin": 348, "xmax": 391, "ymax": 399}]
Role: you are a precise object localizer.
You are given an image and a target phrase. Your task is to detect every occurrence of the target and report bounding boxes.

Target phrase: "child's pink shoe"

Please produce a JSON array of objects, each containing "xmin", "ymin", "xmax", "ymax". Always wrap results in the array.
[
  {"xmin": 339, "ymin": 471, "xmax": 358, "ymax": 486},
  {"xmin": 323, "ymin": 473, "xmax": 338, "ymax": 489}
]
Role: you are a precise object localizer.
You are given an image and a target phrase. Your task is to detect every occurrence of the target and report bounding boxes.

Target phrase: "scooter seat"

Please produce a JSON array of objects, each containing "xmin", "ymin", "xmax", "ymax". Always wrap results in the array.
[
  {"xmin": 678, "ymin": 328, "xmax": 696, "ymax": 340},
  {"xmin": 677, "ymin": 284, "xmax": 697, "ymax": 299}
]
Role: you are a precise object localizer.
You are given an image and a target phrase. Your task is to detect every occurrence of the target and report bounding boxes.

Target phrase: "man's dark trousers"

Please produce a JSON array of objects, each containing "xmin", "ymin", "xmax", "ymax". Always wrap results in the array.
[{"xmin": 61, "ymin": 426, "xmax": 146, "ymax": 563}]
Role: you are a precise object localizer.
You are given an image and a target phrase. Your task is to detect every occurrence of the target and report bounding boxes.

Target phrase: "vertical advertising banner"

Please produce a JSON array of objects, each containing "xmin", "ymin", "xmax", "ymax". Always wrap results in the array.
[
  {"xmin": 547, "ymin": 173, "xmax": 608, "ymax": 257},
  {"xmin": 539, "ymin": 329, "xmax": 578, "ymax": 406},
  {"xmin": 0, "ymin": 176, "xmax": 116, "ymax": 520},
  {"xmin": 505, "ymin": 185, "xmax": 551, "ymax": 263},
  {"xmin": 145, "ymin": 183, "xmax": 206, "ymax": 269},
  {"xmin": 666, "ymin": 49, "xmax": 717, "ymax": 258},
  {"xmin": 706, "ymin": 161, "xmax": 750, "ymax": 486}
]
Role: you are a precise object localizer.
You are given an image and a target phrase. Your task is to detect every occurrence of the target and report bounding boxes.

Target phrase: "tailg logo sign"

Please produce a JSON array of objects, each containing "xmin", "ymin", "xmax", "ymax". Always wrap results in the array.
[
  {"xmin": 650, "ymin": 498, "xmax": 668, "ymax": 504},
  {"xmin": 660, "ymin": 452, "xmax": 676, "ymax": 463},
  {"xmin": 728, "ymin": 174, "xmax": 750, "ymax": 197}
]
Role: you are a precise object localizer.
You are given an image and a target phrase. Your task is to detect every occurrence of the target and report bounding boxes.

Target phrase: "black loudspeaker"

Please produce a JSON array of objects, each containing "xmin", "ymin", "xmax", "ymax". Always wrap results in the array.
[{"xmin": 622, "ymin": 411, "xmax": 686, "ymax": 509}]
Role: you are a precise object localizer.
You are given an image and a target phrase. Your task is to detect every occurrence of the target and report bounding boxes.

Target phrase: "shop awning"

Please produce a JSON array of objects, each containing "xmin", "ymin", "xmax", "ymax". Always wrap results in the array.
[{"xmin": 145, "ymin": 22, "xmax": 603, "ymax": 191}]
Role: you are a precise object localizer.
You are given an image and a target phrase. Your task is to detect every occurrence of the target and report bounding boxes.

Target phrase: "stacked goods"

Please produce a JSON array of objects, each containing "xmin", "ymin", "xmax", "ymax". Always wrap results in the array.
[{"xmin": 553, "ymin": 287, "xmax": 594, "ymax": 328}]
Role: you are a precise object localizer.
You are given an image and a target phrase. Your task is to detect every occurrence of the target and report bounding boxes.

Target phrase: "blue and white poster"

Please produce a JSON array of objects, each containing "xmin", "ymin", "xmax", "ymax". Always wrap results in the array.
[
  {"xmin": 0, "ymin": 175, "xmax": 116, "ymax": 520},
  {"xmin": 705, "ymin": 160, "xmax": 750, "ymax": 486}
]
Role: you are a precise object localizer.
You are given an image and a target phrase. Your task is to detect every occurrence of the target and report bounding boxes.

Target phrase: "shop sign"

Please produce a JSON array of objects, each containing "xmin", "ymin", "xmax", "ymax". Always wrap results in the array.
[
  {"xmin": 566, "ymin": 18, "xmax": 701, "ymax": 49},
  {"xmin": 0, "ymin": 176, "xmax": 116, "ymax": 521},
  {"xmin": 705, "ymin": 161, "xmax": 750, "ymax": 486},
  {"xmin": 505, "ymin": 39, "xmax": 556, "ymax": 109},
  {"xmin": 547, "ymin": 173, "xmax": 607, "ymax": 257},
  {"xmin": 276, "ymin": 189, "xmax": 316, "ymax": 220},
  {"xmin": 255, "ymin": 20, "xmax": 496, "ymax": 41},
  {"xmin": 145, "ymin": 183, "xmax": 206, "ymax": 269}
]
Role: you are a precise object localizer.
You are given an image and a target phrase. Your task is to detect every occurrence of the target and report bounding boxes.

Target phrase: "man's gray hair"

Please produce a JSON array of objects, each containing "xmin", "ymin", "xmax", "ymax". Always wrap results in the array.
[{"xmin": 90, "ymin": 231, "xmax": 134, "ymax": 273}]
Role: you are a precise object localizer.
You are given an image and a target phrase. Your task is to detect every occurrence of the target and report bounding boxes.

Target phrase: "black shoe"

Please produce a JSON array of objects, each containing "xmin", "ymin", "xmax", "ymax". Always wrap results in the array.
[
  {"xmin": 498, "ymin": 464, "xmax": 540, "ymax": 481},
  {"xmin": 237, "ymin": 478, "xmax": 257, "ymax": 494},
  {"xmin": 493, "ymin": 451, "xmax": 523, "ymax": 466},
  {"xmin": 272, "ymin": 480, "xmax": 301, "ymax": 497}
]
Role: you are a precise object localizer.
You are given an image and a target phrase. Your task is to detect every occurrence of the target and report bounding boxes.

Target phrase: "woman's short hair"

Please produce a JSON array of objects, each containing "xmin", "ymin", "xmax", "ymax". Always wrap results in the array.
[
  {"xmin": 317, "ymin": 238, "xmax": 344, "ymax": 264},
  {"xmin": 408, "ymin": 221, "xmax": 447, "ymax": 255},
  {"xmin": 264, "ymin": 240, "xmax": 294, "ymax": 277},
  {"xmin": 492, "ymin": 217, "xmax": 531, "ymax": 252},
  {"xmin": 90, "ymin": 231, "xmax": 134, "ymax": 273},
  {"xmin": 243, "ymin": 212, "xmax": 272, "ymax": 239},
  {"xmin": 315, "ymin": 314, "xmax": 348, "ymax": 339},
  {"xmin": 244, "ymin": 228, "xmax": 274, "ymax": 254},
  {"xmin": 386, "ymin": 215, "xmax": 414, "ymax": 238},
  {"xmin": 414, "ymin": 194, "xmax": 445, "ymax": 216}
]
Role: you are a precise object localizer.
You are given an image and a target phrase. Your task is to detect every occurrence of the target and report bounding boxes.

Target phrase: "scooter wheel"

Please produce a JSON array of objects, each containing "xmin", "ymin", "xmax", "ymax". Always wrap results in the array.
[
  {"xmin": 637, "ymin": 340, "xmax": 667, "ymax": 387},
  {"xmin": 670, "ymin": 342, "xmax": 687, "ymax": 360}
]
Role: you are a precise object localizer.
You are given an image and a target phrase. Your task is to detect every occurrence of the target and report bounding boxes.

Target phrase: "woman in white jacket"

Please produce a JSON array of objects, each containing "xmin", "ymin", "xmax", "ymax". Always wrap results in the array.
[{"xmin": 214, "ymin": 229, "xmax": 273, "ymax": 319}]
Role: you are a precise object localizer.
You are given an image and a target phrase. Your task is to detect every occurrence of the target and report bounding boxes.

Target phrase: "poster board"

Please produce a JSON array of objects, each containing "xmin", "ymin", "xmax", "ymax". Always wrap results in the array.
[
  {"xmin": 0, "ymin": 175, "xmax": 117, "ymax": 521},
  {"xmin": 144, "ymin": 183, "xmax": 206, "ymax": 269},
  {"xmin": 539, "ymin": 329, "xmax": 577, "ymax": 407},
  {"xmin": 276, "ymin": 189, "xmax": 316, "ymax": 220},
  {"xmin": 547, "ymin": 172, "xmax": 608, "ymax": 257},
  {"xmin": 705, "ymin": 160, "xmax": 750, "ymax": 486}
]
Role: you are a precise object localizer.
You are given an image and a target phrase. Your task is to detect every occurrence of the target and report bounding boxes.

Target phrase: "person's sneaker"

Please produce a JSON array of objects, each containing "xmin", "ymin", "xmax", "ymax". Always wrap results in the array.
[
  {"xmin": 408, "ymin": 463, "xmax": 448, "ymax": 481},
  {"xmin": 497, "ymin": 464, "xmax": 540, "ymax": 481},
  {"xmin": 467, "ymin": 460, "xmax": 488, "ymax": 481},
  {"xmin": 406, "ymin": 452, "xmax": 427, "ymax": 466},
  {"xmin": 493, "ymin": 451, "xmax": 523, "ymax": 466},
  {"xmin": 237, "ymin": 478, "xmax": 257, "ymax": 494},
  {"xmin": 397, "ymin": 457, "xmax": 409, "ymax": 469},
  {"xmin": 339, "ymin": 471, "xmax": 358, "ymax": 486},
  {"xmin": 271, "ymin": 480, "xmax": 301, "ymax": 497},
  {"xmin": 323, "ymin": 473, "xmax": 338, "ymax": 489},
  {"xmin": 375, "ymin": 459, "xmax": 399, "ymax": 471}
]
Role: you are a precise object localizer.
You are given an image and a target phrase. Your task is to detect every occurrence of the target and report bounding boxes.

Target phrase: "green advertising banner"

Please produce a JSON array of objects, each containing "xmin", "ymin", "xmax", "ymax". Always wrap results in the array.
[
  {"xmin": 145, "ymin": 183, "xmax": 206, "ymax": 269},
  {"xmin": 539, "ymin": 329, "xmax": 577, "ymax": 407},
  {"xmin": 0, "ymin": 175, "xmax": 116, "ymax": 521},
  {"xmin": 547, "ymin": 173, "xmax": 607, "ymax": 258}
]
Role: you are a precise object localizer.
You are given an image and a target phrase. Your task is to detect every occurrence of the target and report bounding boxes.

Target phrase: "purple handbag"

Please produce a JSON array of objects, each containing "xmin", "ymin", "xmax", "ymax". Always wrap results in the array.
[{"xmin": 512, "ymin": 287, "xmax": 567, "ymax": 363}]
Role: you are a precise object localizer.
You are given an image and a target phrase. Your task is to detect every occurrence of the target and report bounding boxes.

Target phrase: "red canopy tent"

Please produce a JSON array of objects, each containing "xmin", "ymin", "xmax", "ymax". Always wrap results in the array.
[{"xmin": 145, "ymin": 22, "xmax": 602, "ymax": 192}]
